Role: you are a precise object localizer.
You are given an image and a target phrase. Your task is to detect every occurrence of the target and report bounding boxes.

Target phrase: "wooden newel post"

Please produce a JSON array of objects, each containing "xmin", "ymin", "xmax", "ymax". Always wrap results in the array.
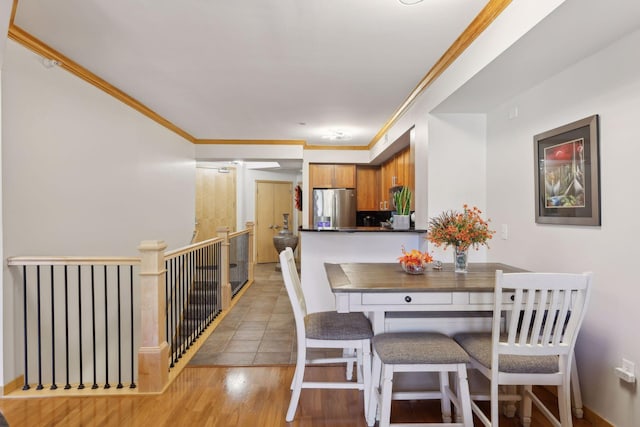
[
  {"xmin": 137, "ymin": 240, "xmax": 169, "ymax": 393},
  {"xmin": 217, "ymin": 227, "xmax": 232, "ymax": 310},
  {"xmin": 245, "ymin": 221, "xmax": 255, "ymax": 284}
]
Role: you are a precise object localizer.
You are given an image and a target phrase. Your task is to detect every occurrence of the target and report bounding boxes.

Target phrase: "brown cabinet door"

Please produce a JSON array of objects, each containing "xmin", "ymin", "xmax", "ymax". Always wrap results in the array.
[
  {"xmin": 309, "ymin": 164, "xmax": 334, "ymax": 188},
  {"xmin": 396, "ymin": 149, "xmax": 408, "ymax": 186},
  {"xmin": 310, "ymin": 164, "xmax": 355, "ymax": 188},
  {"xmin": 379, "ymin": 159, "xmax": 396, "ymax": 210},
  {"xmin": 356, "ymin": 166, "xmax": 379, "ymax": 210},
  {"xmin": 333, "ymin": 164, "xmax": 356, "ymax": 188}
]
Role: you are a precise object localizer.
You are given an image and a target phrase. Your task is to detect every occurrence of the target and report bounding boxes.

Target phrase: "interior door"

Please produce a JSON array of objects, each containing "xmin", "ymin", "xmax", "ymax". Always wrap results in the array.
[
  {"xmin": 195, "ymin": 167, "xmax": 237, "ymax": 242},
  {"xmin": 256, "ymin": 181, "xmax": 293, "ymax": 263}
]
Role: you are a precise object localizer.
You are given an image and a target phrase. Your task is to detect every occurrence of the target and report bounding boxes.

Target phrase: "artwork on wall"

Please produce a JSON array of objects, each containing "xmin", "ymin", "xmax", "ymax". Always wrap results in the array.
[{"xmin": 534, "ymin": 115, "xmax": 600, "ymax": 226}]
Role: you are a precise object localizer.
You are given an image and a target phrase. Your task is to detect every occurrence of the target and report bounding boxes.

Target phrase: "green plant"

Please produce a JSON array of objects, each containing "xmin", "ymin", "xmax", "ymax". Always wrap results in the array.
[{"xmin": 393, "ymin": 186, "xmax": 412, "ymax": 215}]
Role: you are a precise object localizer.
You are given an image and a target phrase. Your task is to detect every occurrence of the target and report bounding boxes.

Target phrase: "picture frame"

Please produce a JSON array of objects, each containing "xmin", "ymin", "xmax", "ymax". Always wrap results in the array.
[{"xmin": 534, "ymin": 115, "xmax": 600, "ymax": 226}]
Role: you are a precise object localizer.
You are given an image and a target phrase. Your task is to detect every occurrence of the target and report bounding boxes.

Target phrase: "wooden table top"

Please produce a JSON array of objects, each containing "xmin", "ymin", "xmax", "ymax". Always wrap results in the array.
[{"xmin": 324, "ymin": 262, "xmax": 527, "ymax": 293}]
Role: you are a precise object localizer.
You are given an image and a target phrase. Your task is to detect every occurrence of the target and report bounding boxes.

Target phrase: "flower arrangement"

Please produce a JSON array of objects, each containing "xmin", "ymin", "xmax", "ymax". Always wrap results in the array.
[
  {"xmin": 427, "ymin": 205, "xmax": 495, "ymax": 251},
  {"xmin": 398, "ymin": 246, "xmax": 433, "ymax": 274}
]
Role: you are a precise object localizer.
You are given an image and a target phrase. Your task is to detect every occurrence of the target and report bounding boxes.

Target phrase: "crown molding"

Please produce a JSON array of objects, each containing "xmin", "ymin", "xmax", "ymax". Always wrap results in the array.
[
  {"xmin": 10, "ymin": 0, "xmax": 18, "ymax": 26},
  {"xmin": 368, "ymin": 0, "xmax": 512, "ymax": 149},
  {"xmin": 303, "ymin": 144, "xmax": 368, "ymax": 151},
  {"xmin": 195, "ymin": 139, "xmax": 305, "ymax": 145}
]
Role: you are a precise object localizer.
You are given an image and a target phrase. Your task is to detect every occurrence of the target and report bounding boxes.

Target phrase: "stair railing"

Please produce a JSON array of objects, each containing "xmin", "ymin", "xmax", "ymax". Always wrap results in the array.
[{"xmin": 6, "ymin": 222, "xmax": 255, "ymax": 395}]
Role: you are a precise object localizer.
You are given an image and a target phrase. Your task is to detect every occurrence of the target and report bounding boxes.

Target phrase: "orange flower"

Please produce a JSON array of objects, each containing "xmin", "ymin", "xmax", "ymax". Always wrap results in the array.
[
  {"xmin": 398, "ymin": 246, "xmax": 433, "ymax": 266},
  {"xmin": 427, "ymin": 205, "xmax": 495, "ymax": 251}
]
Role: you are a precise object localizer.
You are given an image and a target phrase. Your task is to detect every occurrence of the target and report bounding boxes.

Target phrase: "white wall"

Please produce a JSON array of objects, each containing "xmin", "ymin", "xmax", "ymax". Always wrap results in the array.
[
  {"xmin": 425, "ymin": 114, "xmax": 489, "ymax": 264},
  {"xmin": 1, "ymin": 40, "xmax": 196, "ymax": 384},
  {"xmin": 486, "ymin": 29, "xmax": 640, "ymax": 426}
]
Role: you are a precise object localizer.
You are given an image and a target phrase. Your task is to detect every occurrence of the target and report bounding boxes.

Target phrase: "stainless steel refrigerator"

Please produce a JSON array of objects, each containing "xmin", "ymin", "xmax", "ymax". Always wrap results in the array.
[{"xmin": 312, "ymin": 188, "xmax": 356, "ymax": 229}]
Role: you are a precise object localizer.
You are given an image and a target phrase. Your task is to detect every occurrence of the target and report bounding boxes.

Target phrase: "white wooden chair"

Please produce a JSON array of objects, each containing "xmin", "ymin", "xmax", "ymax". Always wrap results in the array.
[
  {"xmin": 454, "ymin": 270, "xmax": 593, "ymax": 427},
  {"xmin": 367, "ymin": 332, "xmax": 474, "ymax": 427},
  {"xmin": 279, "ymin": 247, "xmax": 373, "ymax": 422}
]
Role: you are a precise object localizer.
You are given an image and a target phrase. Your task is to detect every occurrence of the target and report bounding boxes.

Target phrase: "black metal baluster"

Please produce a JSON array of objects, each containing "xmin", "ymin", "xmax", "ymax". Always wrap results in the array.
[
  {"xmin": 216, "ymin": 243, "xmax": 221, "ymax": 313},
  {"xmin": 36, "ymin": 266, "xmax": 43, "ymax": 390},
  {"xmin": 196, "ymin": 248, "xmax": 202, "ymax": 338},
  {"xmin": 164, "ymin": 260, "xmax": 175, "ymax": 368},
  {"xmin": 90, "ymin": 266, "xmax": 98, "ymax": 389},
  {"xmin": 22, "ymin": 266, "xmax": 30, "ymax": 390},
  {"xmin": 129, "ymin": 266, "xmax": 136, "ymax": 389},
  {"xmin": 78, "ymin": 266, "xmax": 84, "ymax": 389},
  {"xmin": 179, "ymin": 254, "xmax": 185, "ymax": 358},
  {"xmin": 103, "ymin": 265, "xmax": 110, "ymax": 389},
  {"xmin": 205, "ymin": 245, "xmax": 211, "ymax": 324},
  {"xmin": 172, "ymin": 257, "xmax": 178, "ymax": 365},
  {"xmin": 117, "ymin": 265, "xmax": 123, "ymax": 389},
  {"xmin": 50, "ymin": 265, "xmax": 57, "ymax": 390},
  {"xmin": 64, "ymin": 266, "xmax": 71, "ymax": 389}
]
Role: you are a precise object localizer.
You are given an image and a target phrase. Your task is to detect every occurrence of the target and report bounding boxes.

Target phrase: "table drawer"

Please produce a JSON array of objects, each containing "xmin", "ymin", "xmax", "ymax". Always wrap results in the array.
[
  {"xmin": 362, "ymin": 292, "xmax": 452, "ymax": 305},
  {"xmin": 468, "ymin": 292, "xmax": 515, "ymax": 304}
]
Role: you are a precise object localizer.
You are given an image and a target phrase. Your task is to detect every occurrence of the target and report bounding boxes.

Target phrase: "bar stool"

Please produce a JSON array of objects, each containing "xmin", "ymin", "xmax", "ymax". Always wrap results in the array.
[{"xmin": 367, "ymin": 332, "xmax": 473, "ymax": 427}]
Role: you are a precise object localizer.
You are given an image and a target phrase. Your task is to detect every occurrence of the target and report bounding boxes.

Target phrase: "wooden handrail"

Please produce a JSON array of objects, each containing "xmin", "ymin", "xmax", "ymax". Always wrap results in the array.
[
  {"xmin": 7, "ymin": 256, "xmax": 140, "ymax": 266},
  {"xmin": 163, "ymin": 237, "xmax": 223, "ymax": 260}
]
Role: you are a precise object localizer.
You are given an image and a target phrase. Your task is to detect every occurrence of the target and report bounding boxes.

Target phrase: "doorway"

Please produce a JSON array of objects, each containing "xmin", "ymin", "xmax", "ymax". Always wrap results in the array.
[{"xmin": 256, "ymin": 180, "xmax": 293, "ymax": 263}]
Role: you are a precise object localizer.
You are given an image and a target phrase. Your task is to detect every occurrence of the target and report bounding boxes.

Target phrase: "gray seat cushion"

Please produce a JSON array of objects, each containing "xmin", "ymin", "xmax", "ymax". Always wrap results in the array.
[
  {"xmin": 454, "ymin": 332, "xmax": 559, "ymax": 374},
  {"xmin": 305, "ymin": 311, "xmax": 373, "ymax": 340},
  {"xmin": 372, "ymin": 332, "xmax": 470, "ymax": 365}
]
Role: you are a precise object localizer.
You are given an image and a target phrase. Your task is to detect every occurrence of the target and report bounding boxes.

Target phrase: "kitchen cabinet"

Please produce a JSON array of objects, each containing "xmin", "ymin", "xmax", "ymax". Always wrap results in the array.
[
  {"xmin": 378, "ymin": 147, "xmax": 413, "ymax": 211},
  {"xmin": 309, "ymin": 164, "xmax": 355, "ymax": 188},
  {"xmin": 356, "ymin": 166, "xmax": 379, "ymax": 210}
]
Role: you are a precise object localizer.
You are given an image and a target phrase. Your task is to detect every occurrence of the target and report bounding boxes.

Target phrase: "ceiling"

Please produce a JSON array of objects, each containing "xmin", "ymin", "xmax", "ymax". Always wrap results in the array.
[
  {"xmin": 10, "ymin": 0, "xmax": 640, "ymax": 167},
  {"xmin": 12, "ymin": 0, "xmax": 488, "ymax": 147}
]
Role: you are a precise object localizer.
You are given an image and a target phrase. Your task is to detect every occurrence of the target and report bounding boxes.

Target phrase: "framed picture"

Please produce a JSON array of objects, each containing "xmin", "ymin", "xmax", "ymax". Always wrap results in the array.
[{"xmin": 534, "ymin": 115, "xmax": 600, "ymax": 225}]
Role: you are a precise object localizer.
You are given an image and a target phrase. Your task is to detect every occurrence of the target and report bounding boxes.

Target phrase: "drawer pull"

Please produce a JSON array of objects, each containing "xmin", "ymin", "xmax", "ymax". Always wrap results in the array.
[
  {"xmin": 510, "ymin": 295, "xmax": 515, "ymax": 301},
  {"xmin": 404, "ymin": 296, "xmax": 412, "ymax": 303}
]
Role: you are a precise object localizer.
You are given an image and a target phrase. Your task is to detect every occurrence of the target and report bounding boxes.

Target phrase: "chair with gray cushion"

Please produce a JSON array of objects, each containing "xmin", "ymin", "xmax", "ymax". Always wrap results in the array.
[
  {"xmin": 454, "ymin": 270, "xmax": 592, "ymax": 427},
  {"xmin": 367, "ymin": 332, "xmax": 473, "ymax": 427},
  {"xmin": 279, "ymin": 247, "xmax": 373, "ymax": 422}
]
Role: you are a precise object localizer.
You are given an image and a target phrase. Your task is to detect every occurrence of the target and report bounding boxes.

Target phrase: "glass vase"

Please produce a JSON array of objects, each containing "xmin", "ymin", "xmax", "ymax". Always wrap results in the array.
[{"xmin": 454, "ymin": 245, "xmax": 468, "ymax": 273}]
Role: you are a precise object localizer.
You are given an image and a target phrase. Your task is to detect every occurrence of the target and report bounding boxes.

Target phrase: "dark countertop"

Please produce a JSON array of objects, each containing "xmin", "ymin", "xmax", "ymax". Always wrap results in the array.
[{"xmin": 299, "ymin": 226, "xmax": 427, "ymax": 233}]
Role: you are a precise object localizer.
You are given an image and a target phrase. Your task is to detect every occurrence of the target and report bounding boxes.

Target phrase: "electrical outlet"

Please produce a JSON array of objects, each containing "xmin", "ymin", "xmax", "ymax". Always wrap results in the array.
[
  {"xmin": 615, "ymin": 359, "xmax": 636, "ymax": 383},
  {"xmin": 500, "ymin": 224, "xmax": 508, "ymax": 240}
]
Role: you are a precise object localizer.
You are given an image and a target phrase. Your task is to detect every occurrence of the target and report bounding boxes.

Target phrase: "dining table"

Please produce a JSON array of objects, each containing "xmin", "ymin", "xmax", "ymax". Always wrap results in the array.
[
  {"xmin": 324, "ymin": 261, "xmax": 526, "ymax": 334},
  {"xmin": 323, "ymin": 261, "xmax": 585, "ymax": 419}
]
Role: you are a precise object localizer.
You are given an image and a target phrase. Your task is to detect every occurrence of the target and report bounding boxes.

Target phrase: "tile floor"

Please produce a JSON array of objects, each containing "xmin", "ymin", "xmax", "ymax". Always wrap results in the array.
[{"xmin": 189, "ymin": 262, "xmax": 339, "ymax": 366}]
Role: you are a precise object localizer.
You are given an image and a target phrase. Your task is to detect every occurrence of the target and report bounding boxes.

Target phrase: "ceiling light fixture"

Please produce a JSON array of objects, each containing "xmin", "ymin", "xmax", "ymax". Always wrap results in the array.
[
  {"xmin": 398, "ymin": 0, "xmax": 424, "ymax": 4},
  {"xmin": 321, "ymin": 129, "xmax": 353, "ymax": 142}
]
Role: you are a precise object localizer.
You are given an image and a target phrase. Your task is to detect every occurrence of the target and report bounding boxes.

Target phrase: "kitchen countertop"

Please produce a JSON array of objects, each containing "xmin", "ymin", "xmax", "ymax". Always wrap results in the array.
[{"xmin": 299, "ymin": 226, "xmax": 426, "ymax": 232}]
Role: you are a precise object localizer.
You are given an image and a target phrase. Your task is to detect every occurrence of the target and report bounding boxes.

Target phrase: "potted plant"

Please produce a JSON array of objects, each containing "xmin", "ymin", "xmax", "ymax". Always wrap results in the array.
[{"xmin": 392, "ymin": 186, "xmax": 412, "ymax": 230}]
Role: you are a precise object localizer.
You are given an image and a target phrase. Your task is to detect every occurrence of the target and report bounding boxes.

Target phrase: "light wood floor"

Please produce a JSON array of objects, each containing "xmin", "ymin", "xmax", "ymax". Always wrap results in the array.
[{"xmin": 0, "ymin": 365, "xmax": 594, "ymax": 426}]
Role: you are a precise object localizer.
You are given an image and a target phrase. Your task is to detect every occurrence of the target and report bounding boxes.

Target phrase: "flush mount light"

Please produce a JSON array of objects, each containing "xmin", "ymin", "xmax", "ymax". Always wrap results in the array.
[
  {"xmin": 399, "ymin": 0, "xmax": 424, "ymax": 4},
  {"xmin": 321, "ymin": 129, "xmax": 353, "ymax": 142}
]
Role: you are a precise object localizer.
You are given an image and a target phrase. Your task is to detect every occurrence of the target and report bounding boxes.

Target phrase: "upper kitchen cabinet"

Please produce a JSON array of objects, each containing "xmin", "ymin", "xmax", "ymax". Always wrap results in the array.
[
  {"xmin": 396, "ymin": 148, "xmax": 412, "ymax": 187},
  {"xmin": 356, "ymin": 166, "xmax": 379, "ymax": 210},
  {"xmin": 378, "ymin": 147, "xmax": 414, "ymax": 210},
  {"xmin": 309, "ymin": 164, "xmax": 356, "ymax": 189}
]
